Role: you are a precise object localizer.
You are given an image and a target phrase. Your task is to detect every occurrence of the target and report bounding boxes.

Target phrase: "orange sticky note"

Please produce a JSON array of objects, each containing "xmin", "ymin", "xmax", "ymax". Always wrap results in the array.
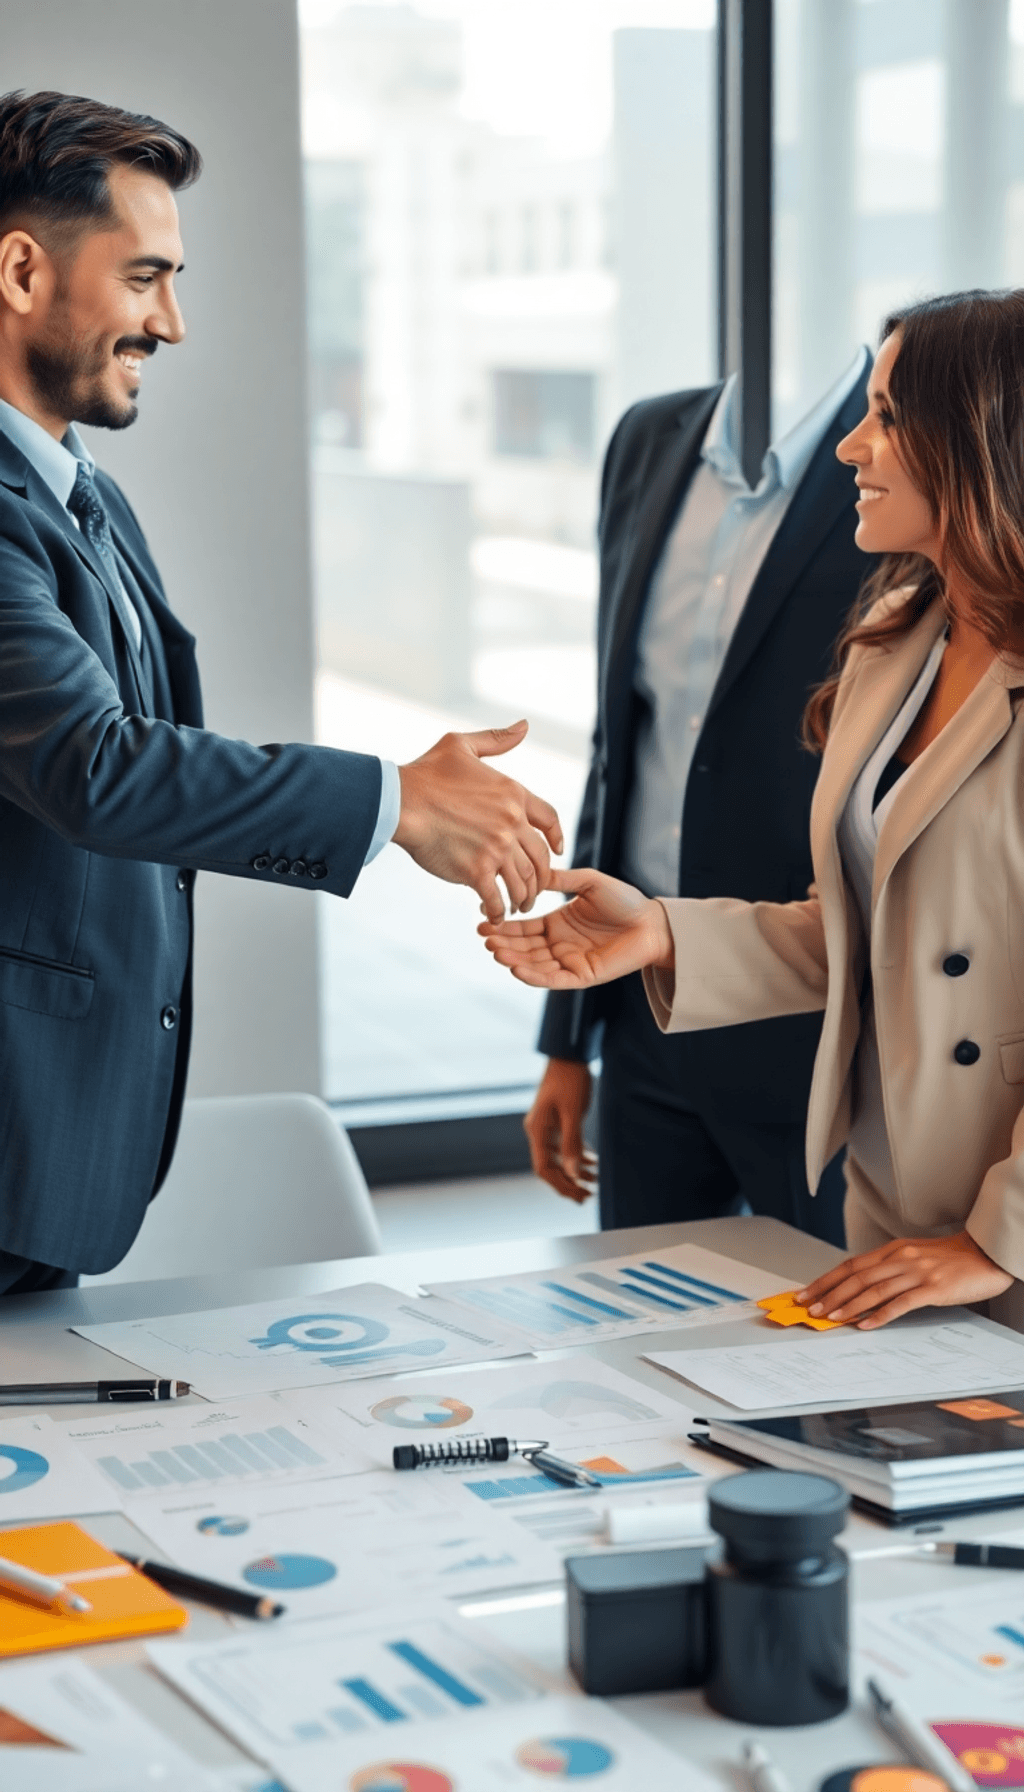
[{"xmin": 757, "ymin": 1291, "xmax": 845, "ymax": 1331}]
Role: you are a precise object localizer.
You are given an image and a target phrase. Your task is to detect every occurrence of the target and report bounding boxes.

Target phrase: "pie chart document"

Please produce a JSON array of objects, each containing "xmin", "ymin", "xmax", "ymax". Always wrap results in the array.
[
  {"xmin": 276, "ymin": 1353, "xmax": 696, "ymax": 1468},
  {"xmin": 73, "ymin": 1283, "xmax": 527, "ymax": 1399},
  {"xmin": 0, "ymin": 1414, "xmax": 113, "ymax": 1521}
]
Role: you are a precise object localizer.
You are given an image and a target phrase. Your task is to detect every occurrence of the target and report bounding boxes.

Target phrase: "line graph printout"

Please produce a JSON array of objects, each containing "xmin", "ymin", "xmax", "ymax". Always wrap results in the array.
[
  {"xmin": 426, "ymin": 1244, "xmax": 789, "ymax": 1349},
  {"xmin": 73, "ymin": 1284, "xmax": 525, "ymax": 1398},
  {"xmin": 61, "ymin": 1396, "xmax": 370, "ymax": 1501},
  {"xmin": 249, "ymin": 1695, "xmax": 716, "ymax": 1792},
  {"xmin": 128, "ymin": 1470, "xmax": 561, "ymax": 1617},
  {"xmin": 277, "ymin": 1356, "xmax": 693, "ymax": 1467},
  {"xmin": 647, "ymin": 1315, "xmax": 1024, "ymax": 1411},
  {"xmin": 148, "ymin": 1609, "xmax": 547, "ymax": 1783}
]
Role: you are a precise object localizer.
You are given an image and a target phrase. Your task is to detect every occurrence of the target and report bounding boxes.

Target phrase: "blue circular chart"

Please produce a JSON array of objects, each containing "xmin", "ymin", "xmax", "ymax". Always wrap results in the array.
[
  {"xmin": 242, "ymin": 1553, "xmax": 337, "ymax": 1591},
  {"xmin": 515, "ymin": 1737, "xmax": 616, "ymax": 1778},
  {"xmin": 197, "ymin": 1515, "xmax": 249, "ymax": 1537},
  {"xmin": 0, "ymin": 1444, "xmax": 50, "ymax": 1494}
]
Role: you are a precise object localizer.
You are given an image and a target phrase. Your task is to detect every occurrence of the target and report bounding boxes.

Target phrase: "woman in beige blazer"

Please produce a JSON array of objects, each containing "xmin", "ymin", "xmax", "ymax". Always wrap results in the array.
[{"xmin": 484, "ymin": 291, "xmax": 1024, "ymax": 1330}]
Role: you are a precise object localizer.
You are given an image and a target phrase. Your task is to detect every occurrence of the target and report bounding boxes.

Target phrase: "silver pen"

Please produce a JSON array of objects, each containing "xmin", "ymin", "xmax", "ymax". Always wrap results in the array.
[
  {"xmin": 867, "ymin": 1675, "xmax": 975, "ymax": 1792},
  {"xmin": 0, "ymin": 1555, "xmax": 91, "ymax": 1614}
]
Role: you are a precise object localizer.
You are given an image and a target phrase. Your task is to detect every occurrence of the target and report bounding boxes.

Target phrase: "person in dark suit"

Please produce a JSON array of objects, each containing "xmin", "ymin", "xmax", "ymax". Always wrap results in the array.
[
  {"xmin": 0, "ymin": 90, "xmax": 561, "ymax": 1295},
  {"xmin": 526, "ymin": 357, "xmax": 877, "ymax": 1246}
]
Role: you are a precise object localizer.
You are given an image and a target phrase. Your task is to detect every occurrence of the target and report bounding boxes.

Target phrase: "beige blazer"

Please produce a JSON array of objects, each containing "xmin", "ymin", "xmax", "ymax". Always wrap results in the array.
[{"xmin": 645, "ymin": 591, "xmax": 1024, "ymax": 1281}]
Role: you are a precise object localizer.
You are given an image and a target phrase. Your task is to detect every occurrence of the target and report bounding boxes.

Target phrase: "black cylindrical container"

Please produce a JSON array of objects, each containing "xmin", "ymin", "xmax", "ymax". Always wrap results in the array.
[{"xmin": 704, "ymin": 1468, "xmax": 849, "ymax": 1726}]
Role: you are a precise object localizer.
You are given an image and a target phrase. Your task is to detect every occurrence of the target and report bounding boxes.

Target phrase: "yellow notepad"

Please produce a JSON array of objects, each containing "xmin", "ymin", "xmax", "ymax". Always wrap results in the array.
[{"xmin": 0, "ymin": 1522, "xmax": 188, "ymax": 1657}]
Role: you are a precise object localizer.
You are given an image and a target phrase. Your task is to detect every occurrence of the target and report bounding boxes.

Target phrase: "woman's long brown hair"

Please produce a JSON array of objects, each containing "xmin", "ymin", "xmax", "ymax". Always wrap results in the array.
[{"xmin": 803, "ymin": 289, "xmax": 1024, "ymax": 750}]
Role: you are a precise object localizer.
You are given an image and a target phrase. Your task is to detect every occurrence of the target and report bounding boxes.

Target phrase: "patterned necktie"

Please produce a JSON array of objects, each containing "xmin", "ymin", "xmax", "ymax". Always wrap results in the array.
[{"xmin": 67, "ymin": 462, "xmax": 121, "ymax": 587}]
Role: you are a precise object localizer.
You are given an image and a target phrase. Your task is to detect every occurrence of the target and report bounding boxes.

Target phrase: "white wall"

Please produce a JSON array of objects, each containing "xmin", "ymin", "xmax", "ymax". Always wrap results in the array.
[{"xmin": 3, "ymin": 0, "xmax": 323, "ymax": 1095}]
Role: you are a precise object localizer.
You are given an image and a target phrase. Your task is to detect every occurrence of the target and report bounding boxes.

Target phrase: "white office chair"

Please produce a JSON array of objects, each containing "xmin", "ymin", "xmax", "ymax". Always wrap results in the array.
[{"xmin": 82, "ymin": 1093, "xmax": 382, "ymax": 1284}]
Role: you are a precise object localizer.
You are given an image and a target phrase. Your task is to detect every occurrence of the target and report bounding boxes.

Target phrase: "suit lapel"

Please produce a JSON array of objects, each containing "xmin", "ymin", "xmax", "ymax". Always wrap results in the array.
[
  {"xmin": 601, "ymin": 387, "xmax": 721, "ymax": 712},
  {"xmin": 706, "ymin": 374, "xmax": 870, "ymax": 724}
]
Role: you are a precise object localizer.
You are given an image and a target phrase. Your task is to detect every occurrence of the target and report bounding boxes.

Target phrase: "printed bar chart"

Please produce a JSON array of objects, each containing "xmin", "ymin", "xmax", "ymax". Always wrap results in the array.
[{"xmin": 95, "ymin": 1424, "xmax": 326, "ymax": 1493}]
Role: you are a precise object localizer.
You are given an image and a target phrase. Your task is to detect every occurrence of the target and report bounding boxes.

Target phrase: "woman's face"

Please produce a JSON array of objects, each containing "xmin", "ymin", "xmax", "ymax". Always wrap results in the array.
[{"xmin": 837, "ymin": 332, "xmax": 941, "ymax": 561}]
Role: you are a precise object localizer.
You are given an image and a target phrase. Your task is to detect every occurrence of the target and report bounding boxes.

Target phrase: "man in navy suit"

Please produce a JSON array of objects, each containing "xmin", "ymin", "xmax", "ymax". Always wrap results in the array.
[
  {"xmin": 0, "ymin": 90, "xmax": 562, "ymax": 1294},
  {"xmin": 527, "ymin": 360, "xmax": 878, "ymax": 1246}
]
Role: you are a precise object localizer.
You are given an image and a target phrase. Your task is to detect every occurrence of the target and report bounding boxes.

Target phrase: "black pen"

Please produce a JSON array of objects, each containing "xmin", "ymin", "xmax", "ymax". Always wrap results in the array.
[
  {"xmin": 527, "ymin": 1448, "xmax": 603, "ymax": 1490},
  {"xmin": 0, "ymin": 1379, "xmax": 190, "ymax": 1404},
  {"xmin": 116, "ymin": 1553, "xmax": 284, "ymax": 1620}
]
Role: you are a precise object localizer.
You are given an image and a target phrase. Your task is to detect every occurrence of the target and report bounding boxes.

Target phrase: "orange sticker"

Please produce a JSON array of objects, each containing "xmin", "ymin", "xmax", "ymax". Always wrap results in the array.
[
  {"xmin": 937, "ymin": 1398, "xmax": 1022, "ymax": 1422},
  {"xmin": 757, "ymin": 1291, "xmax": 845, "ymax": 1331}
]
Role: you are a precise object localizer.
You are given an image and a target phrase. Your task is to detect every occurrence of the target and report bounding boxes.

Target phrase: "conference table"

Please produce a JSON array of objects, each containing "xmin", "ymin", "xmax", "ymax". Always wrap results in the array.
[{"xmin": 2, "ymin": 1213, "xmax": 1022, "ymax": 1789}]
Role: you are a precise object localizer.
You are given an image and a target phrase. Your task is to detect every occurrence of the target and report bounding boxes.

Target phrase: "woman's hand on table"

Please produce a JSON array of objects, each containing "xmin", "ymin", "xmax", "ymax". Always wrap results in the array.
[
  {"xmin": 796, "ymin": 1230, "xmax": 1013, "ymax": 1329},
  {"xmin": 478, "ymin": 867, "xmax": 674, "ymax": 989}
]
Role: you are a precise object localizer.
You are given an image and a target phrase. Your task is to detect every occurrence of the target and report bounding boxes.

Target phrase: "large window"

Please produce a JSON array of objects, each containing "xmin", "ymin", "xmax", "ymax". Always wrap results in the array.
[
  {"xmin": 300, "ymin": 0, "xmax": 716, "ymax": 1121},
  {"xmin": 774, "ymin": 0, "xmax": 1024, "ymax": 434}
]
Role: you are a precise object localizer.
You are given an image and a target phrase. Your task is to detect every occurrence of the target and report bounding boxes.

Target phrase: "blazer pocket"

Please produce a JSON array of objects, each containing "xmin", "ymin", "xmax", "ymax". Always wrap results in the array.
[
  {"xmin": 999, "ymin": 1032, "xmax": 1024, "ymax": 1085},
  {"xmin": 0, "ymin": 946, "xmax": 95, "ymax": 1021}
]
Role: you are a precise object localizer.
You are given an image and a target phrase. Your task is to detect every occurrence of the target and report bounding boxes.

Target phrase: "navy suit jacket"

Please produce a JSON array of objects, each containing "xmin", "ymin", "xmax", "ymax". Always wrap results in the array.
[
  {"xmin": 0, "ymin": 426, "xmax": 381, "ymax": 1271},
  {"xmin": 538, "ymin": 374, "xmax": 878, "ymax": 1125}
]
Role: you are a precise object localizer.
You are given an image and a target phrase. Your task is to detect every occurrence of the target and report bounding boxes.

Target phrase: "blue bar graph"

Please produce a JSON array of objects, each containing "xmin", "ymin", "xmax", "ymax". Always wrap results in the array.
[
  {"xmin": 540, "ymin": 1281, "xmax": 635, "ymax": 1319},
  {"xmin": 341, "ymin": 1678, "xmax": 407, "ymax": 1723},
  {"xmin": 388, "ymin": 1640, "xmax": 486, "ymax": 1708},
  {"xmin": 642, "ymin": 1259, "xmax": 745, "ymax": 1302},
  {"xmin": 617, "ymin": 1270, "xmax": 699, "ymax": 1311},
  {"xmin": 92, "ymin": 1425, "xmax": 327, "ymax": 1493},
  {"xmin": 995, "ymin": 1624, "xmax": 1024, "ymax": 1649}
]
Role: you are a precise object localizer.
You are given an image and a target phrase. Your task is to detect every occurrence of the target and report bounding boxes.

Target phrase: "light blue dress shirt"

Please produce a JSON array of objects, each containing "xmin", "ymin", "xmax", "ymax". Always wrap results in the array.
[
  {"xmin": 0, "ymin": 396, "xmax": 399, "ymax": 865},
  {"xmin": 622, "ymin": 348, "xmax": 869, "ymax": 897}
]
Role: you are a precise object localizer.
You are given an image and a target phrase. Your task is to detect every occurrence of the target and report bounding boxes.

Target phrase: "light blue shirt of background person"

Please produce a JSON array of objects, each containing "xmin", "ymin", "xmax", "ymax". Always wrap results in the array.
[
  {"xmin": 622, "ymin": 346, "xmax": 869, "ymax": 898},
  {"xmin": 0, "ymin": 396, "xmax": 400, "ymax": 865}
]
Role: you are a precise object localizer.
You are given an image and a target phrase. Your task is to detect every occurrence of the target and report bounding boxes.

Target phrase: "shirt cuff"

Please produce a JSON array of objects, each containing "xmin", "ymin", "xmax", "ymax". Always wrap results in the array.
[{"xmin": 363, "ymin": 759, "xmax": 401, "ymax": 865}]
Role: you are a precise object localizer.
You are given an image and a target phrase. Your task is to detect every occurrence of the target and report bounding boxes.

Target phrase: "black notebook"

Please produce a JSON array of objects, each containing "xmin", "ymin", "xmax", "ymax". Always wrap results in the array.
[{"xmin": 705, "ymin": 1389, "xmax": 1024, "ymax": 1522}]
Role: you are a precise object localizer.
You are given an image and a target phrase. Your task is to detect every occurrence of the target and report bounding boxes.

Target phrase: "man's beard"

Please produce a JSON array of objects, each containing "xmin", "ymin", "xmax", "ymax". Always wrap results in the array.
[{"xmin": 26, "ymin": 327, "xmax": 144, "ymax": 431}]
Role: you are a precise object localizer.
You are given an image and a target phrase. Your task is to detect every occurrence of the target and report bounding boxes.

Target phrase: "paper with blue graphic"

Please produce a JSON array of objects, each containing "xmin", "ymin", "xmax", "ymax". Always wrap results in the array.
[
  {"xmin": 72, "ymin": 1284, "xmax": 525, "ymax": 1397},
  {"xmin": 426, "ymin": 1242, "xmax": 789, "ymax": 1350},
  {"xmin": 0, "ymin": 1413, "xmax": 113, "ymax": 1520}
]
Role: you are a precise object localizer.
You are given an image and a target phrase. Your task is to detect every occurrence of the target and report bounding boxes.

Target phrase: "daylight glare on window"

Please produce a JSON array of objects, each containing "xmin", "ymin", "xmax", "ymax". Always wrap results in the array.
[{"xmin": 301, "ymin": 0, "xmax": 716, "ymax": 1116}]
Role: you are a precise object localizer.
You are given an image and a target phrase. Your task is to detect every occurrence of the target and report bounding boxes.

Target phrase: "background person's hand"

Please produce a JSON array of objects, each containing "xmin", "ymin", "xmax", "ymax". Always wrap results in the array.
[
  {"xmin": 796, "ymin": 1229, "xmax": 1013, "ymax": 1329},
  {"xmin": 525, "ymin": 1059, "xmax": 598, "ymax": 1204},
  {"xmin": 395, "ymin": 720, "xmax": 563, "ymax": 923},
  {"xmin": 479, "ymin": 866, "xmax": 673, "ymax": 988}
]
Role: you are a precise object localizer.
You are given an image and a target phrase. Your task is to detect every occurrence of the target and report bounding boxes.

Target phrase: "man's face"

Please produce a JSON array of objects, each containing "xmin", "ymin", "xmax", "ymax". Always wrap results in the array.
[{"xmin": 26, "ymin": 162, "xmax": 185, "ymax": 431}]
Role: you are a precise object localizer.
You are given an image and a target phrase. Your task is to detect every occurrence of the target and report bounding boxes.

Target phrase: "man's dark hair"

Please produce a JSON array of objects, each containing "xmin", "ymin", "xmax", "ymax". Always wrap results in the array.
[{"xmin": 0, "ymin": 90, "xmax": 202, "ymax": 248}]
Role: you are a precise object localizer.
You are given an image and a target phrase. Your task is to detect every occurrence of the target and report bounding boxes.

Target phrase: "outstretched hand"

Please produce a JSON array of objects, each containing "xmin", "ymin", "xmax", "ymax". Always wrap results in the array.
[
  {"xmin": 395, "ymin": 720, "xmax": 563, "ymax": 923},
  {"xmin": 479, "ymin": 866, "xmax": 674, "ymax": 989},
  {"xmin": 797, "ymin": 1229, "xmax": 1013, "ymax": 1329}
]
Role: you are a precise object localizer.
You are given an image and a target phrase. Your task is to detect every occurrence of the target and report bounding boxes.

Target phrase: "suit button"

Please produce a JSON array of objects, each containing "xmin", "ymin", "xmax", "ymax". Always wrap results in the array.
[
  {"xmin": 943, "ymin": 953, "xmax": 969, "ymax": 977},
  {"xmin": 160, "ymin": 1005, "xmax": 177, "ymax": 1031},
  {"xmin": 289, "ymin": 859, "xmax": 308, "ymax": 877},
  {"xmin": 272, "ymin": 858, "xmax": 291, "ymax": 875},
  {"xmin": 176, "ymin": 869, "xmax": 189, "ymax": 892},
  {"xmin": 308, "ymin": 862, "xmax": 328, "ymax": 880},
  {"xmin": 251, "ymin": 854, "xmax": 271, "ymax": 871},
  {"xmin": 953, "ymin": 1039, "xmax": 980, "ymax": 1065}
]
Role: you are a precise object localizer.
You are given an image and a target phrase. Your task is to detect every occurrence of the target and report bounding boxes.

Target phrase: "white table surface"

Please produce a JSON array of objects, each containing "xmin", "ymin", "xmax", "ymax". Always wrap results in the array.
[{"xmin": 1, "ymin": 1214, "xmax": 1021, "ymax": 1789}]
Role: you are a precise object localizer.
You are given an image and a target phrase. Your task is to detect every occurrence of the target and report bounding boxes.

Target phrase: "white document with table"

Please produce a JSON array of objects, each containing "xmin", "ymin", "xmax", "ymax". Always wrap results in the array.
[
  {"xmin": 72, "ymin": 1283, "xmax": 526, "ymax": 1398},
  {"xmin": 426, "ymin": 1242, "xmax": 790, "ymax": 1349},
  {"xmin": 277, "ymin": 1353, "xmax": 695, "ymax": 1466},
  {"xmin": 647, "ymin": 1315, "xmax": 1024, "ymax": 1410}
]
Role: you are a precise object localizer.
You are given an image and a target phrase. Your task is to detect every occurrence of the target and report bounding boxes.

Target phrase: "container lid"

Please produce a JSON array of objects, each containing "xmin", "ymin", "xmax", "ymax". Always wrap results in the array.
[
  {"xmin": 708, "ymin": 1469, "xmax": 848, "ymax": 1560},
  {"xmin": 566, "ymin": 1546, "xmax": 708, "ymax": 1598}
]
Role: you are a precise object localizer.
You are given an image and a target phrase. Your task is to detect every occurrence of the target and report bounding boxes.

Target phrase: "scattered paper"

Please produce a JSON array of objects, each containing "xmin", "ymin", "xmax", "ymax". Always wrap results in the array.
[
  {"xmin": 149, "ymin": 1607, "xmax": 547, "ymax": 1778},
  {"xmin": 277, "ymin": 1354, "xmax": 694, "ymax": 1468},
  {"xmin": 72, "ymin": 1284, "xmax": 525, "ymax": 1398},
  {"xmin": 857, "ymin": 1579, "xmax": 1024, "ymax": 1726},
  {"xmin": 0, "ymin": 1655, "xmax": 227, "ymax": 1787},
  {"xmin": 268, "ymin": 1693, "xmax": 722, "ymax": 1792},
  {"xmin": 59, "ymin": 1393, "xmax": 370, "ymax": 1500},
  {"xmin": 128, "ymin": 1469, "xmax": 561, "ymax": 1617},
  {"xmin": 0, "ymin": 1415, "xmax": 114, "ymax": 1521},
  {"xmin": 427, "ymin": 1243, "xmax": 788, "ymax": 1350},
  {"xmin": 647, "ymin": 1316, "xmax": 1024, "ymax": 1410}
]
